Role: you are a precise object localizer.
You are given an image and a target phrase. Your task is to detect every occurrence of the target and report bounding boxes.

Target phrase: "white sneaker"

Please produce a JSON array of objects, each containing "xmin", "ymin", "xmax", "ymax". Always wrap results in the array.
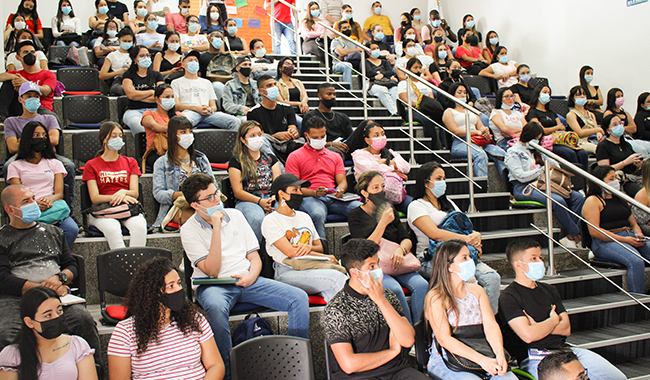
[{"xmin": 559, "ymin": 237, "xmax": 577, "ymax": 249}]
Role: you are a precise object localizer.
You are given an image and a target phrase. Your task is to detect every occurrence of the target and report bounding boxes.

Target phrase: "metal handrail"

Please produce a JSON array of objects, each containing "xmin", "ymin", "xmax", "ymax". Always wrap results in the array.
[
  {"xmin": 270, "ymin": 0, "xmax": 302, "ymax": 56},
  {"xmin": 399, "ymin": 68, "xmax": 481, "ymax": 115}
]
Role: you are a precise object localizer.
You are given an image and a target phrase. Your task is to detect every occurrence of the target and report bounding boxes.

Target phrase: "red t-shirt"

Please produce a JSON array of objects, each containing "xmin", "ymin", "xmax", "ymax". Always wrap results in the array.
[
  {"xmin": 266, "ymin": 0, "xmax": 295, "ymax": 24},
  {"xmin": 9, "ymin": 69, "xmax": 56, "ymax": 111},
  {"xmin": 165, "ymin": 13, "xmax": 187, "ymax": 34},
  {"xmin": 455, "ymin": 45, "xmax": 482, "ymax": 68},
  {"xmin": 6, "ymin": 14, "xmax": 42, "ymax": 34},
  {"xmin": 285, "ymin": 144, "xmax": 345, "ymax": 190},
  {"xmin": 82, "ymin": 155, "xmax": 142, "ymax": 196}
]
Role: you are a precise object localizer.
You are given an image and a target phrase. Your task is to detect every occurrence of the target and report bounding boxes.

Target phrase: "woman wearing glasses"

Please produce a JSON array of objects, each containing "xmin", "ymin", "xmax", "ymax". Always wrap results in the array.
[{"xmin": 490, "ymin": 87, "xmax": 526, "ymax": 151}]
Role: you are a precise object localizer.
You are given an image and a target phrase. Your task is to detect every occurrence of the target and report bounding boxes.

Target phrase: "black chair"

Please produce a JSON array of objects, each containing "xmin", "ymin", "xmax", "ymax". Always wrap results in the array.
[
  {"xmin": 134, "ymin": 132, "xmax": 147, "ymax": 168},
  {"xmin": 324, "ymin": 340, "xmax": 333, "ymax": 380},
  {"xmin": 414, "ymin": 320, "xmax": 430, "ymax": 372},
  {"xmin": 62, "ymin": 95, "xmax": 110, "ymax": 129},
  {"xmin": 220, "ymin": 176, "xmax": 237, "ymax": 208},
  {"xmin": 56, "ymin": 68, "xmax": 101, "ymax": 95},
  {"xmin": 71, "ymin": 130, "xmax": 101, "ymax": 172},
  {"xmin": 462, "ymin": 74, "xmax": 493, "ymax": 96},
  {"xmin": 71, "ymin": 254, "xmax": 86, "ymax": 299},
  {"xmin": 230, "ymin": 336, "xmax": 314, "ymax": 380},
  {"xmin": 340, "ymin": 233, "xmax": 351, "ymax": 247},
  {"xmin": 80, "ymin": 182, "xmax": 145, "ymax": 237},
  {"xmin": 549, "ymin": 98, "xmax": 569, "ymax": 118},
  {"xmin": 116, "ymin": 95, "xmax": 129, "ymax": 128},
  {"xmin": 193, "ymin": 129, "xmax": 238, "ymax": 169},
  {"xmin": 96, "ymin": 247, "xmax": 172, "ymax": 324},
  {"xmin": 47, "ymin": 45, "xmax": 71, "ymax": 67},
  {"xmin": 528, "ymin": 76, "xmax": 549, "ymax": 90}
]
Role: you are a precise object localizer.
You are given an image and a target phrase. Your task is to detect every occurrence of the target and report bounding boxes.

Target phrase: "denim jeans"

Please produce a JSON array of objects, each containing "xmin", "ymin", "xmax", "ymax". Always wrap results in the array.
[
  {"xmin": 552, "ymin": 144, "xmax": 589, "ymax": 170},
  {"xmin": 451, "ymin": 139, "xmax": 506, "ymax": 178},
  {"xmin": 59, "ymin": 216, "xmax": 79, "ymax": 249},
  {"xmin": 123, "ymin": 108, "xmax": 153, "ymax": 136},
  {"xmin": 273, "ymin": 21, "xmax": 296, "ymax": 55},
  {"xmin": 382, "ymin": 271, "xmax": 428, "ymax": 324},
  {"xmin": 181, "ymin": 110, "xmax": 241, "ymax": 130},
  {"xmin": 212, "ymin": 81, "xmax": 225, "ymax": 103},
  {"xmin": 235, "ymin": 193, "xmax": 276, "ymax": 243},
  {"xmin": 428, "ymin": 345, "xmax": 518, "ymax": 380},
  {"xmin": 520, "ymin": 347, "xmax": 626, "ymax": 380},
  {"xmin": 592, "ymin": 229, "xmax": 650, "ymax": 293},
  {"xmin": 332, "ymin": 62, "xmax": 353, "ymax": 90},
  {"xmin": 299, "ymin": 196, "xmax": 363, "ymax": 238},
  {"xmin": 469, "ymin": 87, "xmax": 481, "ymax": 101},
  {"xmin": 496, "ymin": 138, "xmax": 511, "ymax": 151},
  {"xmin": 196, "ymin": 277, "xmax": 310, "ymax": 380},
  {"xmin": 273, "ymin": 262, "xmax": 347, "ymax": 302},
  {"xmin": 369, "ymin": 84, "xmax": 398, "ymax": 115},
  {"xmin": 512, "ymin": 181, "xmax": 584, "ymax": 236}
]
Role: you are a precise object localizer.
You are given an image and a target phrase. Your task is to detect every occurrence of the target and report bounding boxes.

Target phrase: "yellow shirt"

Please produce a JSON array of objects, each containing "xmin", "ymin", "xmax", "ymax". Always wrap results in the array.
[{"xmin": 363, "ymin": 15, "xmax": 393, "ymax": 35}]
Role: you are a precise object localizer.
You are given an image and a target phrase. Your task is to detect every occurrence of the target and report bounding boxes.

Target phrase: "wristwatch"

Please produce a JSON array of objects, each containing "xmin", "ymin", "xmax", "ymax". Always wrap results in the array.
[{"xmin": 57, "ymin": 272, "xmax": 68, "ymax": 285}]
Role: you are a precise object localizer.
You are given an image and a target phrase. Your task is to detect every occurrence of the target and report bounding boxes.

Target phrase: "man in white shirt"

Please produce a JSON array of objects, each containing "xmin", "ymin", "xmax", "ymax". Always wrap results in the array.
[
  {"xmin": 171, "ymin": 50, "xmax": 241, "ymax": 130},
  {"xmin": 179, "ymin": 173, "xmax": 309, "ymax": 380}
]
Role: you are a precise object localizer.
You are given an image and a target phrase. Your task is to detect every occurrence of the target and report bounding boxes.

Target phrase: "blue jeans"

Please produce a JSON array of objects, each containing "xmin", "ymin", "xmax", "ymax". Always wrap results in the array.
[
  {"xmin": 552, "ymin": 144, "xmax": 589, "ymax": 169},
  {"xmin": 382, "ymin": 271, "xmax": 428, "ymax": 324},
  {"xmin": 181, "ymin": 110, "xmax": 241, "ymax": 130},
  {"xmin": 59, "ymin": 216, "xmax": 79, "ymax": 249},
  {"xmin": 512, "ymin": 181, "xmax": 584, "ymax": 237},
  {"xmin": 496, "ymin": 139, "xmax": 511, "ymax": 151},
  {"xmin": 235, "ymin": 193, "xmax": 276, "ymax": 243},
  {"xmin": 592, "ymin": 230, "xmax": 650, "ymax": 293},
  {"xmin": 195, "ymin": 277, "xmax": 309, "ymax": 380},
  {"xmin": 212, "ymin": 82, "xmax": 225, "ymax": 103},
  {"xmin": 368, "ymin": 84, "xmax": 397, "ymax": 115},
  {"xmin": 395, "ymin": 194, "xmax": 414, "ymax": 215},
  {"xmin": 273, "ymin": 262, "xmax": 347, "ymax": 302},
  {"xmin": 332, "ymin": 62, "xmax": 353, "ymax": 90},
  {"xmin": 451, "ymin": 139, "xmax": 506, "ymax": 179},
  {"xmin": 520, "ymin": 347, "xmax": 626, "ymax": 380},
  {"xmin": 428, "ymin": 345, "xmax": 518, "ymax": 380},
  {"xmin": 123, "ymin": 108, "xmax": 153, "ymax": 136},
  {"xmin": 299, "ymin": 196, "xmax": 363, "ymax": 238},
  {"xmin": 273, "ymin": 21, "xmax": 296, "ymax": 55}
]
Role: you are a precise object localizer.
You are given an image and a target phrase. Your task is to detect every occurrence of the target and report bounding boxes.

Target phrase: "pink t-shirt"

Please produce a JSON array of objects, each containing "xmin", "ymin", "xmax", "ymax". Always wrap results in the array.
[
  {"xmin": 7, "ymin": 158, "xmax": 67, "ymax": 199},
  {"xmin": 107, "ymin": 314, "xmax": 213, "ymax": 380},
  {"xmin": 351, "ymin": 149, "xmax": 410, "ymax": 181},
  {"xmin": 165, "ymin": 13, "xmax": 187, "ymax": 34},
  {"xmin": 285, "ymin": 144, "xmax": 345, "ymax": 190}
]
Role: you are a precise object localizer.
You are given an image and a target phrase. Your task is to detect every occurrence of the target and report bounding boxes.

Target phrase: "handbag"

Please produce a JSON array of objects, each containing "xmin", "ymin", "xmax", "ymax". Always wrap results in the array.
[
  {"xmin": 85, "ymin": 202, "xmax": 143, "ymax": 220},
  {"xmin": 38, "ymin": 200, "xmax": 70, "ymax": 224},
  {"xmin": 377, "ymin": 238, "xmax": 421, "ymax": 276},
  {"xmin": 382, "ymin": 172, "xmax": 407, "ymax": 204},
  {"xmin": 523, "ymin": 165, "xmax": 573, "ymax": 199},
  {"xmin": 374, "ymin": 77, "xmax": 398, "ymax": 89},
  {"xmin": 471, "ymin": 135, "xmax": 493, "ymax": 147},
  {"xmin": 552, "ymin": 131, "xmax": 581, "ymax": 150}
]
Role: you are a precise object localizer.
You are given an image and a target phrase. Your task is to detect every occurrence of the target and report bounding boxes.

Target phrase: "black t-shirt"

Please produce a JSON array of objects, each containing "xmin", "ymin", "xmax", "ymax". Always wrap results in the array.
[
  {"xmin": 510, "ymin": 83, "xmax": 534, "ymax": 105},
  {"xmin": 106, "ymin": 0, "xmax": 128, "ymax": 20},
  {"xmin": 634, "ymin": 108, "xmax": 650, "ymax": 140},
  {"xmin": 497, "ymin": 281, "xmax": 568, "ymax": 363},
  {"xmin": 597, "ymin": 195, "xmax": 631, "ymax": 230},
  {"xmin": 123, "ymin": 69, "xmax": 163, "ymax": 110},
  {"xmin": 595, "ymin": 138, "xmax": 638, "ymax": 175},
  {"xmin": 302, "ymin": 110, "xmax": 353, "ymax": 142},
  {"xmin": 526, "ymin": 108, "xmax": 557, "ymax": 129},
  {"xmin": 228, "ymin": 152, "xmax": 278, "ymax": 192},
  {"xmin": 348, "ymin": 205, "xmax": 409, "ymax": 244},
  {"xmin": 247, "ymin": 103, "xmax": 297, "ymax": 135},
  {"xmin": 199, "ymin": 52, "xmax": 218, "ymax": 78}
]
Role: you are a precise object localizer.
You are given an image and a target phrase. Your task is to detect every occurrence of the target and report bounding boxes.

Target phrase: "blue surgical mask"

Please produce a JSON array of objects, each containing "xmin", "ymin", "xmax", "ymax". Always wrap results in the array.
[
  {"xmin": 186, "ymin": 61, "xmax": 200, "ymax": 74},
  {"xmin": 584, "ymin": 74, "xmax": 594, "ymax": 84},
  {"xmin": 147, "ymin": 20, "xmax": 159, "ymax": 30},
  {"xmin": 465, "ymin": 20, "xmax": 475, "ymax": 28},
  {"xmin": 413, "ymin": 15, "xmax": 421, "ymax": 21},
  {"xmin": 437, "ymin": 50, "xmax": 447, "ymax": 59},
  {"xmin": 501, "ymin": 102, "xmax": 513, "ymax": 110},
  {"xmin": 359, "ymin": 267, "xmax": 383, "ymax": 287},
  {"xmin": 265, "ymin": 86, "xmax": 280, "ymax": 101},
  {"xmin": 12, "ymin": 202, "xmax": 41, "ymax": 223},
  {"xmin": 575, "ymin": 97, "xmax": 587, "ymax": 107},
  {"xmin": 604, "ymin": 179, "xmax": 620, "ymax": 194},
  {"xmin": 62, "ymin": 6, "xmax": 72, "ymax": 15},
  {"xmin": 519, "ymin": 74, "xmax": 531, "ymax": 83},
  {"xmin": 499, "ymin": 55, "xmax": 509, "ymax": 64},
  {"xmin": 611, "ymin": 125, "xmax": 625, "ymax": 138},
  {"xmin": 454, "ymin": 259, "xmax": 476, "ymax": 281},
  {"xmin": 539, "ymin": 93, "xmax": 551, "ymax": 105},
  {"xmin": 427, "ymin": 180, "xmax": 446, "ymax": 198},
  {"xmin": 526, "ymin": 139, "xmax": 539, "ymax": 150},
  {"xmin": 99, "ymin": 6, "xmax": 109, "ymax": 14},
  {"xmin": 138, "ymin": 56, "xmax": 152, "ymax": 68},
  {"xmin": 370, "ymin": 49, "xmax": 380, "ymax": 59},
  {"xmin": 108, "ymin": 137, "xmax": 125, "ymax": 151},
  {"xmin": 120, "ymin": 42, "xmax": 133, "ymax": 51},
  {"xmin": 431, "ymin": 20, "xmax": 441, "ymax": 28},
  {"xmin": 24, "ymin": 97, "xmax": 41, "ymax": 113},
  {"xmin": 211, "ymin": 38, "xmax": 223, "ymax": 50},
  {"xmin": 188, "ymin": 22, "xmax": 199, "ymax": 33},
  {"xmin": 456, "ymin": 97, "xmax": 467, "ymax": 104},
  {"xmin": 137, "ymin": 8, "xmax": 148, "ymax": 17},
  {"xmin": 310, "ymin": 9, "xmax": 320, "ymax": 17},
  {"xmin": 343, "ymin": 13, "xmax": 353, "ymax": 20},
  {"xmin": 107, "ymin": 30, "xmax": 118, "ymax": 37},
  {"xmin": 489, "ymin": 37, "xmax": 499, "ymax": 45},
  {"xmin": 227, "ymin": 26, "xmax": 238, "ymax": 36},
  {"xmin": 160, "ymin": 98, "xmax": 175, "ymax": 111},
  {"xmin": 202, "ymin": 203, "xmax": 224, "ymax": 217},
  {"xmin": 374, "ymin": 32, "xmax": 385, "ymax": 41},
  {"xmin": 374, "ymin": 7, "xmax": 382, "ymax": 15},
  {"xmin": 520, "ymin": 261, "xmax": 545, "ymax": 281}
]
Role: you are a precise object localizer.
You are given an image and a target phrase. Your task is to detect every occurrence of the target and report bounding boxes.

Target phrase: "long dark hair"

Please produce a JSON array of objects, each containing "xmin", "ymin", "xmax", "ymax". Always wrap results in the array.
[
  {"xmin": 154, "ymin": 83, "xmax": 175, "ymax": 118},
  {"xmin": 567, "ymin": 85, "xmax": 586, "ymax": 108},
  {"xmin": 224, "ymin": 18, "xmax": 237, "ymax": 37},
  {"xmin": 96, "ymin": 121, "xmax": 124, "ymax": 157},
  {"xmin": 205, "ymin": 4, "xmax": 224, "ymax": 27},
  {"xmin": 579, "ymin": 65, "xmax": 592, "ymax": 90},
  {"xmin": 494, "ymin": 87, "xmax": 514, "ymax": 110},
  {"xmin": 484, "ymin": 30, "xmax": 498, "ymax": 54},
  {"xmin": 55, "ymin": 0, "xmax": 75, "ymax": 33},
  {"xmin": 15, "ymin": 287, "xmax": 61, "ymax": 380},
  {"xmin": 16, "ymin": 121, "xmax": 57, "ymax": 161},
  {"xmin": 520, "ymin": 121, "xmax": 544, "ymax": 166},
  {"xmin": 126, "ymin": 45, "xmax": 152, "ymax": 76},
  {"xmin": 637, "ymin": 92, "xmax": 650, "ymax": 115},
  {"xmin": 413, "ymin": 162, "xmax": 454, "ymax": 212},
  {"xmin": 345, "ymin": 120, "xmax": 388, "ymax": 159},
  {"xmin": 586, "ymin": 165, "xmax": 615, "ymax": 199},
  {"xmin": 528, "ymin": 84, "xmax": 551, "ymax": 110},
  {"xmin": 100, "ymin": 19, "xmax": 120, "ymax": 46},
  {"xmin": 7, "ymin": 27, "xmax": 43, "ymax": 54},
  {"xmin": 354, "ymin": 170, "xmax": 382, "ymax": 200},
  {"xmin": 17, "ymin": 0, "xmax": 39, "ymax": 21},
  {"xmin": 276, "ymin": 57, "xmax": 294, "ymax": 79},
  {"xmin": 162, "ymin": 30, "xmax": 181, "ymax": 54},
  {"xmin": 490, "ymin": 45, "xmax": 507, "ymax": 64},
  {"xmin": 125, "ymin": 257, "xmax": 203, "ymax": 355},
  {"xmin": 448, "ymin": 82, "xmax": 471, "ymax": 105},
  {"xmin": 341, "ymin": 4, "xmax": 358, "ymax": 36},
  {"xmin": 304, "ymin": 1, "xmax": 319, "ymax": 30},
  {"xmin": 166, "ymin": 116, "xmax": 196, "ymax": 165},
  {"xmin": 606, "ymin": 87, "xmax": 623, "ymax": 112}
]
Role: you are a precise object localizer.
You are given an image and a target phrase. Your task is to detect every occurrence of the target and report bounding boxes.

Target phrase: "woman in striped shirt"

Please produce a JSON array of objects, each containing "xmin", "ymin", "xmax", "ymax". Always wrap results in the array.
[{"xmin": 108, "ymin": 257, "xmax": 225, "ymax": 380}]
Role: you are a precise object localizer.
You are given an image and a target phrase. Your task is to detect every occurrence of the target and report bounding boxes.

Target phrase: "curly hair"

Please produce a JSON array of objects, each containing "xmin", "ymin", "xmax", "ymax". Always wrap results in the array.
[{"xmin": 124, "ymin": 257, "xmax": 203, "ymax": 355}]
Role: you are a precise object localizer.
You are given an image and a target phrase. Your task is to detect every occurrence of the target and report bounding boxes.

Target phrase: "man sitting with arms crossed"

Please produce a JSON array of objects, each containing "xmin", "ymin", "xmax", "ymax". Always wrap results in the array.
[
  {"xmin": 179, "ymin": 173, "xmax": 309, "ymax": 380},
  {"xmin": 538, "ymin": 350, "xmax": 589, "ymax": 380},
  {"xmin": 323, "ymin": 238, "xmax": 429, "ymax": 380},
  {"xmin": 498, "ymin": 239, "xmax": 625, "ymax": 380}
]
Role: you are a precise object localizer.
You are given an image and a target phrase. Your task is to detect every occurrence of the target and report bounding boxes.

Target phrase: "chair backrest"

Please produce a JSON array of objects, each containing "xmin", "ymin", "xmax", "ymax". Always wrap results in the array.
[
  {"xmin": 116, "ymin": 96, "xmax": 129, "ymax": 125},
  {"xmin": 413, "ymin": 320, "xmax": 430, "ymax": 372},
  {"xmin": 183, "ymin": 251, "xmax": 194, "ymax": 301},
  {"xmin": 324, "ymin": 340, "xmax": 333, "ymax": 380},
  {"xmin": 62, "ymin": 95, "xmax": 110, "ymax": 125},
  {"xmin": 230, "ymin": 336, "xmax": 314, "ymax": 380},
  {"xmin": 71, "ymin": 254, "xmax": 86, "ymax": 299},
  {"xmin": 193, "ymin": 129, "xmax": 237, "ymax": 163},
  {"xmin": 220, "ymin": 177, "xmax": 236, "ymax": 208},
  {"xmin": 529, "ymin": 76, "xmax": 549, "ymax": 91},
  {"xmin": 134, "ymin": 132, "xmax": 147, "ymax": 163},
  {"xmin": 462, "ymin": 75, "xmax": 492, "ymax": 96},
  {"xmin": 72, "ymin": 130, "xmax": 101, "ymax": 168},
  {"xmin": 96, "ymin": 247, "xmax": 173, "ymax": 307},
  {"xmin": 56, "ymin": 68, "xmax": 100, "ymax": 92},
  {"xmin": 47, "ymin": 45, "xmax": 71, "ymax": 63},
  {"xmin": 340, "ymin": 233, "xmax": 351, "ymax": 247},
  {"xmin": 549, "ymin": 98, "xmax": 569, "ymax": 118}
]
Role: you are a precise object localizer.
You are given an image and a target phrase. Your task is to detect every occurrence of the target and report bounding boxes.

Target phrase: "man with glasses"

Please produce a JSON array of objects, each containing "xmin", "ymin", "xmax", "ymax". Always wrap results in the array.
[
  {"xmin": 179, "ymin": 173, "xmax": 309, "ymax": 380},
  {"xmin": 538, "ymin": 350, "xmax": 589, "ymax": 380}
]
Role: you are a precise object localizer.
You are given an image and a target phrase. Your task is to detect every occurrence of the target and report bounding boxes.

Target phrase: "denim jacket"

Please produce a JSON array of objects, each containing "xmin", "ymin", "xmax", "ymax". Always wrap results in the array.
[
  {"xmin": 152, "ymin": 150, "xmax": 218, "ymax": 226},
  {"xmin": 504, "ymin": 141, "xmax": 557, "ymax": 183},
  {"xmin": 222, "ymin": 76, "xmax": 262, "ymax": 115}
]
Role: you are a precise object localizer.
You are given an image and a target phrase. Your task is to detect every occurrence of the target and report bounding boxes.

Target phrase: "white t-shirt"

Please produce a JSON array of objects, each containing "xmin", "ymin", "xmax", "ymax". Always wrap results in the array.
[
  {"xmin": 407, "ymin": 198, "xmax": 460, "ymax": 257},
  {"xmin": 171, "ymin": 76, "xmax": 217, "ymax": 106},
  {"xmin": 150, "ymin": 0, "xmax": 177, "ymax": 25},
  {"xmin": 397, "ymin": 80, "xmax": 433, "ymax": 104},
  {"xmin": 106, "ymin": 50, "xmax": 132, "ymax": 72},
  {"xmin": 180, "ymin": 209, "xmax": 259, "ymax": 289},
  {"xmin": 489, "ymin": 61, "xmax": 518, "ymax": 88},
  {"xmin": 5, "ymin": 51, "xmax": 47, "ymax": 70},
  {"xmin": 181, "ymin": 34, "xmax": 208, "ymax": 49},
  {"xmin": 51, "ymin": 15, "xmax": 81, "ymax": 37},
  {"xmin": 261, "ymin": 210, "xmax": 320, "ymax": 264},
  {"xmin": 136, "ymin": 32, "xmax": 165, "ymax": 48},
  {"xmin": 448, "ymin": 108, "xmax": 478, "ymax": 132},
  {"xmin": 489, "ymin": 109, "xmax": 526, "ymax": 143}
]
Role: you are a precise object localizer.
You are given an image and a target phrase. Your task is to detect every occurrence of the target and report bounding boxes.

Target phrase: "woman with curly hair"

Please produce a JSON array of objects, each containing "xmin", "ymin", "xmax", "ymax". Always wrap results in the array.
[{"xmin": 107, "ymin": 257, "xmax": 225, "ymax": 380}]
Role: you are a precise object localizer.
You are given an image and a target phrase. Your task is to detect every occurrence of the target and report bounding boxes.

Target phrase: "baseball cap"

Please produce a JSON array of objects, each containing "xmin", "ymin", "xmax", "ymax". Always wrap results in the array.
[
  {"xmin": 18, "ymin": 81, "xmax": 42, "ymax": 97},
  {"xmin": 271, "ymin": 173, "xmax": 311, "ymax": 198},
  {"xmin": 183, "ymin": 50, "xmax": 201, "ymax": 61}
]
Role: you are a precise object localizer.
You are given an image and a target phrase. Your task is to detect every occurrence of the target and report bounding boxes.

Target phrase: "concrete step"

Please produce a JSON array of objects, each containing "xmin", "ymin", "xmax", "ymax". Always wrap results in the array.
[{"xmin": 568, "ymin": 319, "xmax": 650, "ymax": 350}]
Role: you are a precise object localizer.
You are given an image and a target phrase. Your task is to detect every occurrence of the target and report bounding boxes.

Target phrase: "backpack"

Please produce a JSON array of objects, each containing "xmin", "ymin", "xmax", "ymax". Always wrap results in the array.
[
  {"xmin": 232, "ymin": 312, "xmax": 273, "ymax": 346},
  {"xmin": 207, "ymin": 52, "xmax": 236, "ymax": 76}
]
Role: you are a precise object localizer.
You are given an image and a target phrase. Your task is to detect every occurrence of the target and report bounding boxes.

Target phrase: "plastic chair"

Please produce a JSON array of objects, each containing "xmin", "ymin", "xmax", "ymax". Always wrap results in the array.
[
  {"xmin": 134, "ymin": 132, "xmax": 147, "ymax": 168},
  {"xmin": 462, "ymin": 74, "xmax": 493, "ymax": 96},
  {"xmin": 96, "ymin": 247, "xmax": 172, "ymax": 324},
  {"xmin": 56, "ymin": 68, "xmax": 101, "ymax": 95},
  {"xmin": 71, "ymin": 130, "xmax": 101, "ymax": 172},
  {"xmin": 116, "ymin": 95, "xmax": 128, "ymax": 128},
  {"xmin": 71, "ymin": 254, "xmax": 86, "ymax": 299},
  {"xmin": 549, "ymin": 98, "xmax": 569, "ymax": 118},
  {"xmin": 528, "ymin": 77, "xmax": 549, "ymax": 91},
  {"xmin": 193, "ymin": 129, "xmax": 237, "ymax": 169},
  {"xmin": 413, "ymin": 320, "xmax": 430, "ymax": 372},
  {"xmin": 220, "ymin": 177, "xmax": 237, "ymax": 208},
  {"xmin": 62, "ymin": 95, "xmax": 110, "ymax": 129},
  {"xmin": 230, "ymin": 335, "xmax": 315, "ymax": 380}
]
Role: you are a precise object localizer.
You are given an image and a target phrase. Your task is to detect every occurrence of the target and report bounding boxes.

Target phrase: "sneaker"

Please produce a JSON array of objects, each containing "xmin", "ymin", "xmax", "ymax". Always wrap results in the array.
[{"xmin": 559, "ymin": 237, "xmax": 577, "ymax": 249}]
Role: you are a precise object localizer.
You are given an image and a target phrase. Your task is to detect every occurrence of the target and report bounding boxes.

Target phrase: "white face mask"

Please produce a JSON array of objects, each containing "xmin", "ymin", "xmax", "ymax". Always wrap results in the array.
[
  {"xmin": 14, "ymin": 21, "xmax": 27, "ymax": 30},
  {"xmin": 180, "ymin": 8, "xmax": 190, "ymax": 16},
  {"xmin": 210, "ymin": 12, "xmax": 219, "ymax": 21},
  {"xmin": 308, "ymin": 137, "xmax": 327, "ymax": 150},
  {"xmin": 178, "ymin": 133, "xmax": 194, "ymax": 149},
  {"xmin": 406, "ymin": 47, "xmax": 418, "ymax": 57},
  {"xmin": 254, "ymin": 48, "xmax": 266, "ymax": 58},
  {"xmin": 246, "ymin": 136, "xmax": 265, "ymax": 152}
]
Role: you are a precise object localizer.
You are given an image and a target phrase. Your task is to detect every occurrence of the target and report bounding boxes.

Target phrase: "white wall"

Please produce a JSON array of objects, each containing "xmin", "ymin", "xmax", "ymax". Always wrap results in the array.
[{"xmin": 439, "ymin": 0, "xmax": 650, "ymax": 104}]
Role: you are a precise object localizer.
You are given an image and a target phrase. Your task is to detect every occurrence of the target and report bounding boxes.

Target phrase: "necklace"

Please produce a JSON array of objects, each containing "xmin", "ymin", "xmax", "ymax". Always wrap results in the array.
[{"xmin": 317, "ymin": 108, "xmax": 335, "ymax": 121}]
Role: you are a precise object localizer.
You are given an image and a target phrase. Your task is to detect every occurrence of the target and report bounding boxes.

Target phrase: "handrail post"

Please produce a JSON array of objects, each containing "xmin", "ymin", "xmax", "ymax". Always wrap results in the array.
[
  {"xmin": 544, "ymin": 158, "xmax": 556, "ymax": 276},
  {"xmin": 361, "ymin": 49, "xmax": 367, "ymax": 119},
  {"xmin": 270, "ymin": 0, "xmax": 276, "ymax": 54},
  {"xmin": 406, "ymin": 76, "xmax": 416, "ymax": 165},
  {"xmin": 465, "ymin": 110, "xmax": 476, "ymax": 213},
  {"xmin": 324, "ymin": 34, "xmax": 330, "ymax": 83}
]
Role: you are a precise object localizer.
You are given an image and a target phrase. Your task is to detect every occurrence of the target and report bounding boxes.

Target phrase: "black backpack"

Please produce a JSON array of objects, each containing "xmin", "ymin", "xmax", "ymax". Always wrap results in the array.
[{"xmin": 232, "ymin": 312, "xmax": 273, "ymax": 346}]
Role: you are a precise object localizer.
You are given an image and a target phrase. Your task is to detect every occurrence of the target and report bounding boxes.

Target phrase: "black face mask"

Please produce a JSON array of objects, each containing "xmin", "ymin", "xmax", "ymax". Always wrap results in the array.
[
  {"xmin": 285, "ymin": 193, "xmax": 304, "ymax": 209},
  {"xmin": 31, "ymin": 137, "xmax": 48, "ymax": 152},
  {"xmin": 36, "ymin": 316, "xmax": 66, "ymax": 340},
  {"xmin": 165, "ymin": 288, "xmax": 185, "ymax": 312},
  {"xmin": 368, "ymin": 191, "xmax": 386, "ymax": 206},
  {"xmin": 434, "ymin": 36, "xmax": 443, "ymax": 43},
  {"xmin": 342, "ymin": 29, "xmax": 352, "ymax": 37},
  {"xmin": 467, "ymin": 35, "xmax": 479, "ymax": 46},
  {"xmin": 450, "ymin": 69, "xmax": 462, "ymax": 79},
  {"xmin": 23, "ymin": 52, "xmax": 36, "ymax": 66},
  {"xmin": 239, "ymin": 67, "xmax": 251, "ymax": 77},
  {"xmin": 321, "ymin": 98, "xmax": 336, "ymax": 109},
  {"xmin": 400, "ymin": 20, "xmax": 409, "ymax": 27}
]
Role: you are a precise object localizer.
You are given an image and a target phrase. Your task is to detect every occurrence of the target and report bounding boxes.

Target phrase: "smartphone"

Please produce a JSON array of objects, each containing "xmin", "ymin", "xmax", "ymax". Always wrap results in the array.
[{"xmin": 176, "ymin": 61, "xmax": 183, "ymax": 68}]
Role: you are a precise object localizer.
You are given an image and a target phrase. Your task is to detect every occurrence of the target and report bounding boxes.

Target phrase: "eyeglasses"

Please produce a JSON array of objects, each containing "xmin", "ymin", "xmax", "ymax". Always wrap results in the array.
[
  {"xmin": 503, "ymin": 95, "xmax": 515, "ymax": 99},
  {"xmin": 197, "ymin": 190, "xmax": 221, "ymax": 204},
  {"xmin": 577, "ymin": 369, "xmax": 589, "ymax": 380}
]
